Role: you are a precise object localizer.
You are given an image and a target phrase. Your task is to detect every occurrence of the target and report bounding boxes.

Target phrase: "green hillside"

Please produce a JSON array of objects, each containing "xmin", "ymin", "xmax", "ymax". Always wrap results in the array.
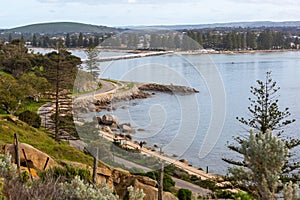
[
  {"xmin": 0, "ymin": 115, "xmax": 92, "ymax": 165},
  {"xmin": 8, "ymin": 22, "xmax": 122, "ymax": 34}
]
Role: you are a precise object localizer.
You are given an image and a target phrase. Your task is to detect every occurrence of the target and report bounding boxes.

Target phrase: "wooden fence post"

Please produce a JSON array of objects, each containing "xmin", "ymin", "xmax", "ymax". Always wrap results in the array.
[
  {"xmin": 22, "ymin": 149, "xmax": 33, "ymax": 181},
  {"xmin": 92, "ymin": 148, "xmax": 99, "ymax": 184},
  {"xmin": 43, "ymin": 157, "xmax": 50, "ymax": 170},
  {"xmin": 13, "ymin": 133, "xmax": 21, "ymax": 177}
]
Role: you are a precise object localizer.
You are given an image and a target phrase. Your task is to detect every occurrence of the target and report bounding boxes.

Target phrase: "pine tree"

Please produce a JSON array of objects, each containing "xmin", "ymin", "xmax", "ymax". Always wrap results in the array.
[
  {"xmin": 32, "ymin": 34, "xmax": 37, "ymax": 47},
  {"xmin": 237, "ymin": 71, "xmax": 295, "ymax": 135},
  {"xmin": 85, "ymin": 46, "xmax": 100, "ymax": 79},
  {"xmin": 224, "ymin": 71, "xmax": 300, "ymax": 182},
  {"xmin": 44, "ymin": 41, "xmax": 81, "ymax": 140},
  {"xmin": 65, "ymin": 33, "xmax": 71, "ymax": 48},
  {"xmin": 229, "ymin": 129, "xmax": 288, "ymax": 200},
  {"xmin": 78, "ymin": 33, "xmax": 83, "ymax": 47}
]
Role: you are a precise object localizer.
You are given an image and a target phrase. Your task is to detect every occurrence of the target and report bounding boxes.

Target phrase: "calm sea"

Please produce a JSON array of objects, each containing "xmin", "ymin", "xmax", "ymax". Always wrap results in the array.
[{"xmin": 35, "ymin": 48, "xmax": 300, "ymax": 174}]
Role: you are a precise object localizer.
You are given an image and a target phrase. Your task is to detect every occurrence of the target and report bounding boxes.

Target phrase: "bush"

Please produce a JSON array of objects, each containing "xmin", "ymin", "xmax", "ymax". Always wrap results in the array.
[
  {"xmin": 18, "ymin": 110, "xmax": 41, "ymax": 128},
  {"xmin": 0, "ymin": 154, "xmax": 119, "ymax": 199},
  {"xmin": 143, "ymin": 171, "xmax": 175, "ymax": 192},
  {"xmin": 38, "ymin": 164, "xmax": 91, "ymax": 183},
  {"xmin": 177, "ymin": 188, "xmax": 192, "ymax": 200},
  {"xmin": 233, "ymin": 190, "xmax": 255, "ymax": 200}
]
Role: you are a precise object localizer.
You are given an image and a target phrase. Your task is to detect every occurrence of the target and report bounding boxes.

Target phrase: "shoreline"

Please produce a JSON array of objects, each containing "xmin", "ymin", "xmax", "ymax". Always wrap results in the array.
[
  {"xmin": 30, "ymin": 47, "xmax": 300, "ymax": 56},
  {"xmin": 176, "ymin": 48, "xmax": 300, "ymax": 55}
]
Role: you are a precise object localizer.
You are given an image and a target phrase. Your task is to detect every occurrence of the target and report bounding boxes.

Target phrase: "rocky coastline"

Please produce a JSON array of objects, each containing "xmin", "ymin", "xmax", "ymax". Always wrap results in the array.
[{"xmin": 73, "ymin": 82, "xmax": 199, "ymax": 114}]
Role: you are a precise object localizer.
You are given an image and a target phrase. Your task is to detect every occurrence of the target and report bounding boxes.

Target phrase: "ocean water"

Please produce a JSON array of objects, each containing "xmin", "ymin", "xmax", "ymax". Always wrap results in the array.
[
  {"xmin": 53, "ymin": 49, "xmax": 300, "ymax": 174},
  {"xmin": 94, "ymin": 51, "xmax": 300, "ymax": 174}
]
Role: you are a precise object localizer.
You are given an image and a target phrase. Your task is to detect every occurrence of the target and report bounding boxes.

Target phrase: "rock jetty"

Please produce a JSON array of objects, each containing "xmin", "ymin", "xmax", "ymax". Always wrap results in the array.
[{"xmin": 139, "ymin": 83, "xmax": 199, "ymax": 95}]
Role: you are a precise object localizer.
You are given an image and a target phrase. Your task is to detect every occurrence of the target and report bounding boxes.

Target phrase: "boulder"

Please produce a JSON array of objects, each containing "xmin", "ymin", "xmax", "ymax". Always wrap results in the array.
[
  {"xmin": 88, "ymin": 103, "xmax": 96, "ymax": 112},
  {"xmin": 133, "ymin": 178, "xmax": 178, "ymax": 200},
  {"xmin": 3, "ymin": 143, "xmax": 57, "ymax": 170},
  {"xmin": 136, "ymin": 175, "xmax": 157, "ymax": 187},
  {"xmin": 179, "ymin": 159, "xmax": 188, "ymax": 165},
  {"xmin": 121, "ymin": 124, "xmax": 136, "ymax": 134},
  {"xmin": 102, "ymin": 114, "xmax": 119, "ymax": 125},
  {"xmin": 101, "ymin": 126, "xmax": 113, "ymax": 134}
]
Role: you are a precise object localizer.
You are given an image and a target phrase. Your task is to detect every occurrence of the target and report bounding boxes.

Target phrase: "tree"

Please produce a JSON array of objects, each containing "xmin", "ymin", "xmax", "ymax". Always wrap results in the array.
[
  {"xmin": 65, "ymin": 33, "xmax": 71, "ymax": 48},
  {"xmin": 19, "ymin": 72, "xmax": 49, "ymax": 101},
  {"xmin": 237, "ymin": 71, "xmax": 295, "ymax": 135},
  {"xmin": 45, "ymin": 42, "xmax": 81, "ymax": 140},
  {"xmin": 78, "ymin": 32, "xmax": 83, "ymax": 47},
  {"xmin": 32, "ymin": 34, "xmax": 37, "ymax": 47},
  {"xmin": 8, "ymin": 33, "xmax": 12, "ymax": 43},
  {"xmin": 229, "ymin": 130, "xmax": 288, "ymax": 200},
  {"xmin": 257, "ymin": 30, "xmax": 273, "ymax": 49},
  {"xmin": 224, "ymin": 72, "xmax": 299, "ymax": 183},
  {"xmin": 84, "ymin": 46, "xmax": 100, "ymax": 79},
  {"xmin": 0, "ymin": 74, "xmax": 34, "ymax": 114},
  {"xmin": 18, "ymin": 110, "xmax": 41, "ymax": 128}
]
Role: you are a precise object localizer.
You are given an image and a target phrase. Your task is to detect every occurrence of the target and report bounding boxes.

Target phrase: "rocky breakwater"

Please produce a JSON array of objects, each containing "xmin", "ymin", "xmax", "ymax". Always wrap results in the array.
[
  {"xmin": 138, "ymin": 83, "xmax": 199, "ymax": 95},
  {"xmin": 73, "ymin": 82, "xmax": 198, "ymax": 116},
  {"xmin": 73, "ymin": 85, "xmax": 150, "ymax": 114}
]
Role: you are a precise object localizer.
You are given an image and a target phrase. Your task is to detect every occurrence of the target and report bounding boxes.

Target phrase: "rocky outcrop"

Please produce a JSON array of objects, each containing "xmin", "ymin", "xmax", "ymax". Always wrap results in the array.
[
  {"xmin": 114, "ymin": 172, "xmax": 178, "ymax": 200},
  {"xmin": 101, "ymin": 114, "xmax": 119, "ymax": 125},
  {"xmin": 139, "ymin": 83, "xmax": 199, "ymax": 95},
  {"xmin": 3, "ymin": 143, "xmax": 58, "ymax": 170},
  {"xmin": 66, "ymin": 160, "xmax": 178, "ymax": 200}
]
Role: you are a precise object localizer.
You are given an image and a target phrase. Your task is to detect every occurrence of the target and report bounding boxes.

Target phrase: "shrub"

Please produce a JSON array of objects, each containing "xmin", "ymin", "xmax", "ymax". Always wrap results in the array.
[
  {"xmin": 58, "ymin": 176, "xmax": 118, "ymax": 200},
  {"xmin": 144, "ymin": 171, "xmax": 175, "ymax": 192},
  {"xmin": 177, "ymin": 188, "xmax": 192, "ymax": 200},
  {"xmin": 0, "ymin": 154, "xmax": 118, "ymax": 199},
  {"xmin": 233, "ymin": 190, "xmax": 255, "ymax": 200},
  {"xmin": 18, "ymin": 110, "xmax": 41, "ymax": 128},
  {"xmin": 127, "ymin": 185, "xmax": 145, "ymax": 200},
  {"xmin": 38, "ymin": 164, "xmax": 91, "ymax": 183}
]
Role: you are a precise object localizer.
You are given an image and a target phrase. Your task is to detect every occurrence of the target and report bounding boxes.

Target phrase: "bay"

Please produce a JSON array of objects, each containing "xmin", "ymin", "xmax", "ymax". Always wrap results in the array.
[
  {"xmin": 37, "ymin": 48, "xmax": 300, "ymax": 174},
  {"xmin": 97, "ymin": 51, "xmax": 300, "ymax": 174}
]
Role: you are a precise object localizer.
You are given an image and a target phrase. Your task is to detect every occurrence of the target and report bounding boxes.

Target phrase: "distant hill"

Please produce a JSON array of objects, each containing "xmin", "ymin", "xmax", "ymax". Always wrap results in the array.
[
  {"xmin": 6, "ymin": 22, "xmax": 123, "ymax": 34},
  {"xmin": 126, "ymin": 21, "xmax": 300, "ymax": 30}
]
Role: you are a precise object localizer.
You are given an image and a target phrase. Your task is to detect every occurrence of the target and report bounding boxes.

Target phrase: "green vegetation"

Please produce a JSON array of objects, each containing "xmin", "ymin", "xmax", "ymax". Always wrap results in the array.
[
  {"xmin": 118, "ymin": 82, "xmax": 134, "ymax": 92},
  {"xmin": 224, "ymin": 72, "xmax": 300, "ymax": 199},
  {"xmin": 21, "ymin": 98, "xmax": 50, "ymax": 113},
  {"xmin": 187, "ymin": 29, "xmax": 296, "ymax": 50},
  {"xmin": 0, "ymin": 115, "xmax": 92, "ymax": 165},
  {"xmin": 224, "ymin": 72, "xmax": 299, "ymax": 182},
  {"xmin": 39, "ymin": 164, "xmax": 91, "ymax": 183},
  {"xmin": 140, "ymin": 171, "xmax": 175, "ymax": 192},
  {"xmin": 229, "ymin": 130, "xmax": 288, "ymax": 199},
  {"xmin": 101, "ymin": 78, "xmax": 121, "ymax": 85},
  {"xmin": 85, "ymin": 45, "xmax": 100, "ymax": 79},
  {"xmin": 18, "ymin": 110, "xmax": 41, "ymax": 128},
  {"xmin": 177, "ymin": 188, "xmax": 192, "ymax": 200},
  {"xmin": 0, "ymin": 154, "xmax": 120, "ymax": 199},
  {"xmin": 110, "ymin": 142, "xmax": 160, "ymax": 169}
]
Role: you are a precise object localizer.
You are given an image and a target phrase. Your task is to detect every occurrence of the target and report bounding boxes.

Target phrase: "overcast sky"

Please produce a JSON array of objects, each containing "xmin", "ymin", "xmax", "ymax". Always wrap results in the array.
[{"xmin": 1, "ymin": 0, "xmax": 300, "ymax": 28}]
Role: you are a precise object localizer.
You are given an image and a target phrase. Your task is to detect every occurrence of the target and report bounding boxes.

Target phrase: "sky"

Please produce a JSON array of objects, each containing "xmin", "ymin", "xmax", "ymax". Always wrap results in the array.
[{"xmin": 1, "ymin": 0, "xmax": 300, "ymax": 28}]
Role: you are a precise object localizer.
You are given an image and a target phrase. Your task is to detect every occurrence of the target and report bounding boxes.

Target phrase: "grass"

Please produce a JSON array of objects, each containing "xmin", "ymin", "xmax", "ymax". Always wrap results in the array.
[
  {"xmin": 117, "ymin": 82, "xmax": 135, "ymax": 92},
  {"xmin": 22, "ymin": 98, "xmax": 51, "ymax": 113},
  {"xmin": 72, "ymin": 82, "xmax": 103, "ymax": 96},
  {"xmin": 0, "ymin": 115, "xmax": 93, "ymax": 166},
  {"xmin": 101, "ymin": 78, "xmax": 122, "ymax": 86}
]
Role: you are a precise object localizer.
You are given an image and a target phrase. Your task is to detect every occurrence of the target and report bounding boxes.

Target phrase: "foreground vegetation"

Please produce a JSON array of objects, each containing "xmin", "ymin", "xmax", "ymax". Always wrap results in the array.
[{"xmin": 0, "ymin": 115, "xmax": 92, "ymax": 165}]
